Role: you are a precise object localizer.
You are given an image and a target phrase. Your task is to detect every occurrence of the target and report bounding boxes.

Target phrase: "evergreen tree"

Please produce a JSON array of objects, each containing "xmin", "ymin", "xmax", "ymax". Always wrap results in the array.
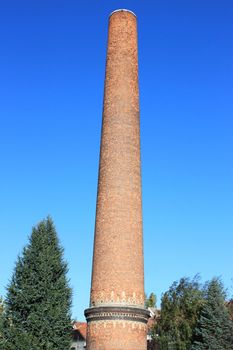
[
  {"xmin": 145, "ymin": 292, "xmax": 157, "ymax": 308},
  {"xmin": 0, "ymin": 297, "xmax": 5, "ymax": 348},
  {"xmin": 2, "ymin": 217, "xmax": 72, "ymax": 350},
  {"xmin": 155, "ymin": 276, "xmax": 204, "ymax": 350},
  {"xmin": 191, "ymin": 278, "xmax": 233, "ymax": 350}
]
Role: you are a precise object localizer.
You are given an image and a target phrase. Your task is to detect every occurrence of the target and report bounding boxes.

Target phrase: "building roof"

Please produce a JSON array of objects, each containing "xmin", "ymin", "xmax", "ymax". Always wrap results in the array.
[
  {"xmin": 147, "ymin": 308, "xmax": 161, "ymax": 332},
  {"xmin": 73, "ymin": 322, "xmax": 87, "ymax": 340}
]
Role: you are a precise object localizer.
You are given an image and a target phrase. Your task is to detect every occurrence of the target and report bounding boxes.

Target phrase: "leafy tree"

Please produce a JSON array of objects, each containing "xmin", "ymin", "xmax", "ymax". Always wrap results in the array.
[
  {"xmin": 146, "ymin": 292, "xmax": 157, "ymax": 308},
  {"xmin": 191, "ymin": 278, "xmax": 233, "ymax": 350},
  {"xmin": 155, "ymin": 276, "xmax": 204, "ymax": 350},
  {"xmin": 2, "ymin": 217, "xmax": 72, "ymax": 350}
]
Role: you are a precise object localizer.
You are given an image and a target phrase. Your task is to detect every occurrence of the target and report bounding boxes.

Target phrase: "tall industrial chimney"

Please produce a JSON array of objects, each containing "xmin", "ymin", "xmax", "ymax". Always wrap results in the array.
[{"xmin": 85, "ymin": 9, "xmax": 149, "ymax": 350}]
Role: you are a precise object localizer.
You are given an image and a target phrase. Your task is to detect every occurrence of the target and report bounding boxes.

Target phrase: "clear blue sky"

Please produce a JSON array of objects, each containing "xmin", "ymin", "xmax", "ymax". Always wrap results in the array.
[{"xmin": 0, "ymin": 0, "xmax": 232, "ymax": 321}]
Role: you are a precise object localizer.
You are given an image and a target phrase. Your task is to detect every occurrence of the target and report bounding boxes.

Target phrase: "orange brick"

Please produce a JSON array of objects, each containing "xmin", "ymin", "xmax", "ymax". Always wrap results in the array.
[{"xmin": 85, "ymin": 10, "xmax": 149, "ymax": 349}]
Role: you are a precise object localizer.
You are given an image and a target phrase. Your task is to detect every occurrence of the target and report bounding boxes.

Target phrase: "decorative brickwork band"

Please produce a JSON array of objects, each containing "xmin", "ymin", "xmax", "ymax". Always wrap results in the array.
[
  {"xmin": 85, "ymin": 306, "xmax": 150, "ymax": 324},
  {"xmin": 85, "ymin": 9, "xmax": 149, "ymax": 350}
]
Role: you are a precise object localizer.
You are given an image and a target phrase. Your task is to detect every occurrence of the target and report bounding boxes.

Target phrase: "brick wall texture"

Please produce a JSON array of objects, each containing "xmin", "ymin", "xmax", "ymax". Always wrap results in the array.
[
  {"xmin": 86, "ymin": 10, "xmax": 148, "ymax": 350},
  {"xmin": 87, "ymin": 321, "xmax": 147, "ymax": 350}
]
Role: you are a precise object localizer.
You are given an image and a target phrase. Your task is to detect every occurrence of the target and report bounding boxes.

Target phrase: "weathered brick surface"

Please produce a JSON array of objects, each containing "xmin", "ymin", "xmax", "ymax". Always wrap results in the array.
[
  {"xmin": 86, "ymin": 9, "xmax": 148, "ymax": 350},
  {"xmin": 87, "ymin": 321, "xmax": 147, "ymax": 350}
]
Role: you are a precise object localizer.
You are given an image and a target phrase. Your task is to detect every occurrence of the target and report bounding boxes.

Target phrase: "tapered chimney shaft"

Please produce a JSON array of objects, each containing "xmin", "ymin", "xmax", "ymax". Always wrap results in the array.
[{"xmin": 85, "ymin": 10, "xmax": 149, "ymax": 350}]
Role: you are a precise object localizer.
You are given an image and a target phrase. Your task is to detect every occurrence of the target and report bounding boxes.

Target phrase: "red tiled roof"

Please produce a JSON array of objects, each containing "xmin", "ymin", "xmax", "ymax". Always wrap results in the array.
[
  {"xmin": 147, "ymin": 317, "xmax": 156, "ymax": 330},
  {"xmin": 147, "ymin": 308, "xmax": 160, "ymax": 331},
  {"xmin": 73, "ymin": 322, "xmax": 87, "ymax": 340}
]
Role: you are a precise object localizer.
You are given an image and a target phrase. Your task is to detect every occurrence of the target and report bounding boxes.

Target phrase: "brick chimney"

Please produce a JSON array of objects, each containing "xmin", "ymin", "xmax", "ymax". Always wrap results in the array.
[{"xmin": 85, "ymin": 9, "xmax": 149, "ymax": 350}]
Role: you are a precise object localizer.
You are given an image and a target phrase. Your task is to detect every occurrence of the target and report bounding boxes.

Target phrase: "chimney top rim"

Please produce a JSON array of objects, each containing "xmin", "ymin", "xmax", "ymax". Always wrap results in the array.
[{"xmin": 109, "ymin": 9, "xmax": 136, "ymax": 18}]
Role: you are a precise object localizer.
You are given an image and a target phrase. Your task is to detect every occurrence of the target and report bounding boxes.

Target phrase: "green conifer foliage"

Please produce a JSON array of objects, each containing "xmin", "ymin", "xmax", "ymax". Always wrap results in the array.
[
  {"xmin": 191, "ymin": 278, "xmax": 233, "ymax": 350},
  {"xmin": 155, "ymin": 276, "xmax": 204, "ymax": 350},
  {"xmin": 0, "ymin": 298, "xmax": 5, "ymax": 348},
  {"xmin": 145, "ymin": 292, "xmax": 157, "ymax": 308},
  {"xmin": 2, "ymin": 218, "xmax": 72, "ymax": 350}
]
